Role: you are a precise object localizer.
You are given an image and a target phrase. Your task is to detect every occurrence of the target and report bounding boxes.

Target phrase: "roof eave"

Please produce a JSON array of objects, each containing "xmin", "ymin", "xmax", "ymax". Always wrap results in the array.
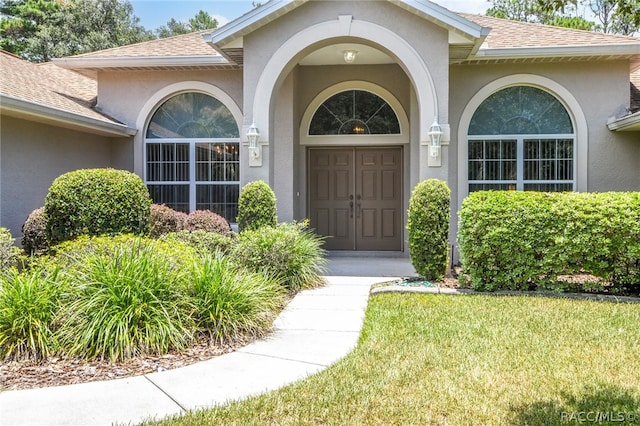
[
  {"xmin": 607, "ymin": 111, "xmax": 640, "ymax": 132},
  {"xmin": 1, "ymin": 95, "xmax": 137, "ymax": 137},
  {"xmin": 472, "ymin": 43, "xmax": 640, "ymax": 60},
  {"xmin": 53, "ymin": 55, "xmax": 230, "ymax": 70}
]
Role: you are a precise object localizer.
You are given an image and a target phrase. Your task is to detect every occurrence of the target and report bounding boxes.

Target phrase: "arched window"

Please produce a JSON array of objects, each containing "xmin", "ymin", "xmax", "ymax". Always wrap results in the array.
[
  {"xmin": 309, "ymin": 90, "xmax": 400, "ymax": 135},
  {"xmin": 468, "ymin": 86, "xmax": 575, "ymax": 192},
  {"xmin": 145, "ymin": 92, "xmax": 240, "ymax": 222}
]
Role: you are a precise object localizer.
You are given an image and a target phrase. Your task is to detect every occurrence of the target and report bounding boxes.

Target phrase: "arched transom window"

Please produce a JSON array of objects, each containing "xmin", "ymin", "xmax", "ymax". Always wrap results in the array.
[
  {"xmin": 309, "ymin": 90, "xmax": 400, "ymax": 135},
  {"xmin": 468, "ymin": 86, "xmax": 575, "ymax": 192},
  {"xmin": 145, "ymin": 92, "xmax": 240, "ymax": 222}
]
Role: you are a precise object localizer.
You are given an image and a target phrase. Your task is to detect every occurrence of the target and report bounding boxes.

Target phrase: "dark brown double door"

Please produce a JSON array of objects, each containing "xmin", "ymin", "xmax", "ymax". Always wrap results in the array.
[{"xmin": 309, "ymin": 147, "xmax": 403, "ymax": 251}]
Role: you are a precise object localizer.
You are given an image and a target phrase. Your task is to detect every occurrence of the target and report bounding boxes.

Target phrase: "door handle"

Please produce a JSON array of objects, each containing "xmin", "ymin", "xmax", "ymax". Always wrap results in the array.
[
  {"xmin": 349, "ymin": 195, "xmax": 354, "ymax": 218},
  {"xmin": 356, "ymin": 194, "xmax": 362, "ymax": 218}
]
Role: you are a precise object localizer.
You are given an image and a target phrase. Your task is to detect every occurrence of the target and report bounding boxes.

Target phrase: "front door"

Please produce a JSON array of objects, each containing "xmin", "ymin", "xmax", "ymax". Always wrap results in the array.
[{"xmin": 309, "ymin": 147, "xmax": 403, "ymax": 251}]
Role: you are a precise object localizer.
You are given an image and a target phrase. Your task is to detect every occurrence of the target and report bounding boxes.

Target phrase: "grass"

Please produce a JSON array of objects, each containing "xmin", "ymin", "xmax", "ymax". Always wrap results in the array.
[{"xmin": 148, "ymin": 293, "xmax": 640, "ymax": 426}]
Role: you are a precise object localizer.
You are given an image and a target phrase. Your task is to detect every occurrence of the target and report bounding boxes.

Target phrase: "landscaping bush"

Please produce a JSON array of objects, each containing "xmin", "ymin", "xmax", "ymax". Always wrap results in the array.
[
  {"xmin": 0, "ymin": 268, "xmax": 62, "ymax": 361},
  {"xmin": 458, "ymin": 191, "xmax": 640, "ymax": 294},
  {"xmin": 149, "ymin": 204, "xmax": 187, "ymax": 237},
  {"xmin": 190, "ymin": 254, "xmax": 284, "ymax": 343},
  {"xmin": 161, "ymin": 230, "xmax": 235, "ymax": 255},
  {"xmin": 0, "ymin": 228, "xmax": 21, "ymax": 270},
  {"xmin": 184, "ymin": 210, "xmax": 232, "ymax": 236},
  {"xmin": 56, "ymin": 235, "xmax": 196, "ymax": 361},
  {"xmin": 21, "ymin": 207, "xmax": 49, "ymax": 255},
  {"xmin": 236, "ymin": 181, "xmax": 277, "ymax": 232},
  {"xmin": 233, "ymin": 222, "xmax": 326, "ymax": 292},
  {"xmin": 45, "ymin": 168, "xmax": 151, "ymax": 244},
  {"xmin": 407, "ymin": 179, "xmax": 450, "ymax": 281}
]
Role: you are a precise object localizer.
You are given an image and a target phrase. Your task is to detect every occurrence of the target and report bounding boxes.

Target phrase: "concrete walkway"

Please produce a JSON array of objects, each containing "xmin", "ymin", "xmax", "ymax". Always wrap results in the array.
[{"xmin": 0, "ymin": 256, "xmax": 415, "ymax": 426}]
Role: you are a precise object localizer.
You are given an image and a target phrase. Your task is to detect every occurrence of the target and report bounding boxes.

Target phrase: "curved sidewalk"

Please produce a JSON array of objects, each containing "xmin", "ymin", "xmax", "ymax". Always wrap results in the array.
[{"xmin": 0, "ymin": 275, "xmax": 398, "ymax": 426}]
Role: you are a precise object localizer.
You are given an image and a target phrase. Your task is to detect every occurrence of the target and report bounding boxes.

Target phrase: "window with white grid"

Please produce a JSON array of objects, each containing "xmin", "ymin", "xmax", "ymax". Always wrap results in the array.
[
  {"xmin": 468, "ymin": 86, "xmax": 575, "ymax": 193},
  {"xmin": 145, "ymin": 93, "xmax": 240, "ymax": 222}
]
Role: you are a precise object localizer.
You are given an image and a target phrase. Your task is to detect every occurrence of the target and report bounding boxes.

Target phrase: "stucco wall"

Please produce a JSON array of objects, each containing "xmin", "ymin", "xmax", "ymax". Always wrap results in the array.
[{"xmin": 0, "ymin": 116, "xmax": 124, "ymax": 239}]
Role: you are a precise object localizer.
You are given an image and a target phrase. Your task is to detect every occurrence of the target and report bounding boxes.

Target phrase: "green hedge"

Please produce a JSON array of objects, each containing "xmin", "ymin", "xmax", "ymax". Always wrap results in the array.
[
  {"xmin": 458, "ymin": 191, "xmax": 640, "ymax": 294},
  {"xmin": 407, "ymin": 179, "xmax": 450, "ymax": 281},
  {"xmin": 45, "ymin": 169, "xmax": 151, "ymax": 244},
  {"xmin": 236, "ymin": 181, "xmax": 277, "ymax": 232}
]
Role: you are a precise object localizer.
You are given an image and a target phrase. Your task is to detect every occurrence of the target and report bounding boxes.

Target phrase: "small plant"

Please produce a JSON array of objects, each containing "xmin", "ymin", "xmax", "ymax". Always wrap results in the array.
[
  {"xmin": 0, "ymin": 228, "xmax": 21, "ymax": 270},
  {"xmin": 161, "ymin": 230, "xmax": 235, "ymax": 255},
  {"xmin": 407, "ymin": 179, "xmax": 450, "ymax": 281},
  {"xmin": 190, "ymin": 254, "xmax": 284, "ymax": 343},
  {"xmin": 0, "ymin": 268, "xmax": 62, "ymax": 361},
  {"xmin": 56, "ymin": 236, "xmax": 196, "ymax": 361},
  {"xmin": 21, "ymin": 207, "xmax": 49, "ymax": 255},
  {"xmin": 184, "ymin": 210, "xmax": 232, "ymax": 237},
  {"xmin": 45, "ymin": 168, "xmax": 152, "ymax": 244},
  {"xmin": 236, "ymin": 181, "xmax": 277, "ymax": 232},
  {"xmin": 149, "ymin": 204, "xmax": 187, "ymax": 237},
  {"xmin": 233, "ymin": 221, "xmax": 326, "ymax": 292}
]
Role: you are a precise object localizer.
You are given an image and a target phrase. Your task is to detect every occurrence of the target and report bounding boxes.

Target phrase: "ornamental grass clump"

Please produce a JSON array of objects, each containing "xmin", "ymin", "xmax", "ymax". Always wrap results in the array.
[
  {"xmin": 0, "ymin": 268, "xmax": 62, "ymax": 361},
  {"xmin": 57, "ymin": 236, "xmax": 196, "ymax": 361},
  {"xmin": 190, "ymin": 254, "xmax": 284, "ymax": 343},
  {"xmin": 233, "ymin": 222, "xmax": 326, "ymax": 292},
  {"xmin": 161, "ymin": 230, "xmax": 235, "ymax": 255}
]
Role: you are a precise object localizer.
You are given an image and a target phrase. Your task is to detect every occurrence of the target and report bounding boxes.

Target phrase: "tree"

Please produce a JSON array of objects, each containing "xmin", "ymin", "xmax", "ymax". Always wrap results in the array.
[
  {"xmin": 0, "ymin": 0, "xmax": 59, "ymax": 55},
  {"xmin": 1, "ymin": 0, "xmax": 154, "ymax": 62},
  {"xmin": 536, "ymin": 0, "xmax": 639, "ymax": 34},
  {"xmin": 156, "ymin": 10, "xmax": 217, "ymax": 38}
]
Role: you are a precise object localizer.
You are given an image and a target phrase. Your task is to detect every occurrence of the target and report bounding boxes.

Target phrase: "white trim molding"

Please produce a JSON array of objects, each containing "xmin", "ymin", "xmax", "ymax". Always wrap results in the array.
[
  {"xmin": 252, "ymin": 16, "xmax": 439, "ymax": 151},
  {"xmin": 457, "ymin": 74, "xmax": 589, "ymax": 209},
  {"xmin": 133, "ymin": 81, "xmax": 243, "ymax": 177}
]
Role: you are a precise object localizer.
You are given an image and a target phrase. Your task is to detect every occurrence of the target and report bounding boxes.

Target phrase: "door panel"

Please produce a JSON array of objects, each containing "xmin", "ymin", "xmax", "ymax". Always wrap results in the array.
[{"xmin": 309, "ymin": 147, "xmax": 402, "ymax": 251}]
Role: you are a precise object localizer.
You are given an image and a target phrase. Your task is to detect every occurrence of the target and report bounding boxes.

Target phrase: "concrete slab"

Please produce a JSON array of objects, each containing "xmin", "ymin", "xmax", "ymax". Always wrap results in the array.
[
  {"xmin": 145, "ymin": 351, "xmax": 324, "ymax": 411},
  {"xmin": 273, "ymin": 307, "xmax": 365, "ymax": 332},
  {"xmin": 326, "ymin": 256, "xmax": 417, "ymax": 277},
  {"xmin": 0, "ymin": 375, "xmax": 181, "ymax": 426},
  {"xmin": 238, "ymin": 329, "xmax": 360, "ymax": 366},
  {"xmin": 285, "ymin": 293, "xmax": 369, "ymax": 311}
]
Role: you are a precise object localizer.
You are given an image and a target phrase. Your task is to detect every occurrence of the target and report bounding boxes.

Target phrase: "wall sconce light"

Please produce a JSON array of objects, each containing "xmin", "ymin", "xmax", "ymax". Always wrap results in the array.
[
  {"xmin": 428, "ymin": 119, "xmax": 443, "ymax": 158},
  {"xmin": 343, "ymin": 50, "xmax": 358, "ymax": 64},
  {"xmin": 247, "ymin": 122, "xmax": 260, "ymax": 160}
]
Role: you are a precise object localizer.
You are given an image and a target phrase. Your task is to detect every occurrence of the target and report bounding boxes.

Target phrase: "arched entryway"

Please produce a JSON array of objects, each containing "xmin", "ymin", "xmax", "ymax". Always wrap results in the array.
[{"xmin": 302, "ymin": 84, "xmax": 408, "ymax": 251}]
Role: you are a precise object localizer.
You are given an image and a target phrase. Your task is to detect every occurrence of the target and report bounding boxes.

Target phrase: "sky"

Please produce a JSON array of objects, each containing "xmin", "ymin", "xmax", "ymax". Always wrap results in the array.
[{"xmin": 130, "ymin": 0, "xmax": 490, "ymax": 31}]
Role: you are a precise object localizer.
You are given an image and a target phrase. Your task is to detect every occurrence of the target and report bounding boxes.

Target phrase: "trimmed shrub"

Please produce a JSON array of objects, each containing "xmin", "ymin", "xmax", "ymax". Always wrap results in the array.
[
  {"xmin": 190, "ymin": 254, "xmax": 284, "ymax": 343},
  {"xmin": 45, "ymin": 168, "xmax": 151, "ymax": 244},
  {"xmin": 161, "ymin": 230, "xmax": 235, "ymax": 255},
  {"xmin": 56, "ymin": 235, "xmax": 196, "ymax": 361},
  {"xmin": 458, "ymin": 191, "xmax": 640, "ymax": 294},
  {"xmin": 149, "ymin": 204, "xmax": 187, "ymax": 237},
  {"xmin": 0, "ymin": 268, "xmax": 62, "ymax": 361},
  {"xmin": 237, "ymin": 181, "xmax": 277, "ymax": 232},
  {"xmin": 184, "ymin": 210, "xmax": 232, "ymax": 237},
  {"xmin": 233, "ymin": 221, "xmax": 326, "ymax": 292},
  {"xmin": 0, "ymin": 228, "xmax": 21, "ymax": 270},
  {"xmin": 407, "ymin": 179, "xmax": 451, "ymax": 281},
  {"xmin": 21, "ymin": 207, "xmax": 49, "ymax": 255}
]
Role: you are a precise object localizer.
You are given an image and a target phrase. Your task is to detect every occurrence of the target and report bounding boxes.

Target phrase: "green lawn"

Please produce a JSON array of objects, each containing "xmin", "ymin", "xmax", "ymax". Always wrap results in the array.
[{"xmin": 148, "ymin": 294, "xmax": 640, "ymax": 426}]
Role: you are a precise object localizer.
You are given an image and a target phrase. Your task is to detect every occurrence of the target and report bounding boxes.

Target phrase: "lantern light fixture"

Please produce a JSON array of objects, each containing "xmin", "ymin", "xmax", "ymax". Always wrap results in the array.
[
  {"xmin": 428, "ymin": 119, "xmax": 443, "ymax": 158},
  {"xmin": 247, "ymin": 122, "xmax": 260, "ymax": 160},
  {"xmin": 343, "ymin": 50, "xmax": 358, "ymax": 64}
]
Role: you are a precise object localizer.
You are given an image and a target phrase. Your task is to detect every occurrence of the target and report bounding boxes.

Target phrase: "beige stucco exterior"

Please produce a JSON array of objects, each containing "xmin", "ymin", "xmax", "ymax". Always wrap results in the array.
[{"xmin": 1, "ymin": 0, "xmax": 639, "ymax": 256}]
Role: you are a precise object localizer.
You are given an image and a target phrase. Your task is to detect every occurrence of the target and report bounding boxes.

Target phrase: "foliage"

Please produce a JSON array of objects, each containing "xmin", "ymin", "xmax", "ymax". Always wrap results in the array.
[
  {"xmin": 184, "ymin": 210, "xmax": 233, "ymax": 237},
  {"xmin": 45, "ymin": 168, "xmax": 151, "ymax": 245},
  {"xmin": 407, "ymin": 179, "xmax": 450, "ymax": 281},
  {"xmin": 233, "ymin": 222, "xmax": 326, "ymax": 292},
  {"xmin": 21, "ymin": 207, "xmax": 49, "ymax": 255},
  {"xmin": 0, "ymin": 228, "xmax": 21, "ymax": 270},
  {"xmin": 160, "ymin": 230, "xmax": 235, "ymax": 255},
  {"xmin": 190, "ymin": 254, "xmax": 284, "ymax": 343},
  {"xmin": 458, "ymin": 191, "xmax": 640, "ymax": 293},
  {"xmin": 149, "ymin": 204, "xmax": 187, "ymax": 237},
  {"xmin": 533, "ymin": 0, "xmax": 639, "ymax": 34},
  {"xmin": 0, "ymin": 0, "xmax": 154, "ymax": 62},
  {"xmin": 56, "ymin": 236, "xmax": 196, "ymax": 361},
  {"xmin": 0, "ymin": 267, "xmax": 62, "ymax": 361},
  {"xmin": 146, "ymin": 294, "xmax": 640, "ymax": 426},
  {"xmin": 236, "ymin": 181, "xmax": 277, "ymax": 232},
  {"xmin": 156, "ymin": 10, "xmax": 218, "ymax": 38}
]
